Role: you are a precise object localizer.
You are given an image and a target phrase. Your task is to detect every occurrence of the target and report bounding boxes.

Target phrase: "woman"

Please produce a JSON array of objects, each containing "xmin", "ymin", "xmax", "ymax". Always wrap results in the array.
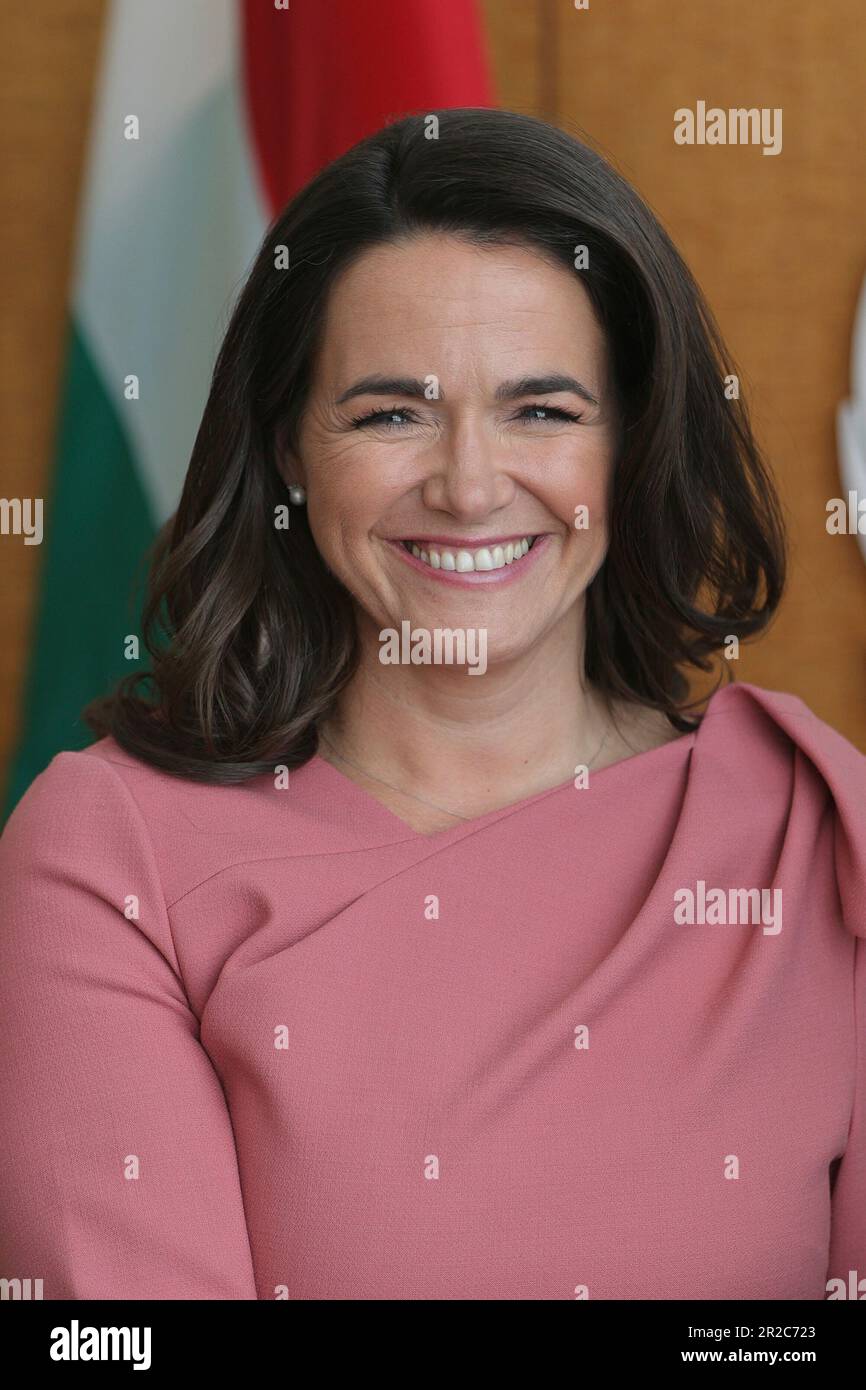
[{"xmin": 1, "ymin": 107, "xmax": 863, "ymax": 1301}]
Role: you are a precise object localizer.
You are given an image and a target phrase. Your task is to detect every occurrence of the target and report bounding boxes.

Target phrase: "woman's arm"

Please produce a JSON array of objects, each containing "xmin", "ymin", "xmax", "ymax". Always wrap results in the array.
[
  {"xmin": 0, "ymin": 752, "xmax": 258, "ymax": 1299},
  {"xmin": 827, "ymin": 935, "xmax": 866, "ymax": 1296}
]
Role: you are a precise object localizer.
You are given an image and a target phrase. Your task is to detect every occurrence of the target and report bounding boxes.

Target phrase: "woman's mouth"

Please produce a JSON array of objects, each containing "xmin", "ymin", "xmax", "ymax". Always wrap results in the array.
[
  {"xmin": 387, "ymin": 533, "xmax": 549, "ymax": 586},
  {"xmin": 404, "ymin": 534, "xmax": 536, "ymax": 571}
]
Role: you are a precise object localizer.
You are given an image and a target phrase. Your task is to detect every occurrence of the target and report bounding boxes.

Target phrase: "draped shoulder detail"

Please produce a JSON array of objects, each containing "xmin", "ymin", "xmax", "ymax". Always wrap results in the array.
[{"xmin": 692, "ymin": 682, "xmax": 866, "ymax": 940}]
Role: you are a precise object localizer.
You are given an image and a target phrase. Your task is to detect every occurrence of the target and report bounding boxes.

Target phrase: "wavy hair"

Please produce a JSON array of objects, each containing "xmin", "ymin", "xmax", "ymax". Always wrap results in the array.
[{"xmin": 83, "ymin": 107, "xmax": 786, "ymax": 780}]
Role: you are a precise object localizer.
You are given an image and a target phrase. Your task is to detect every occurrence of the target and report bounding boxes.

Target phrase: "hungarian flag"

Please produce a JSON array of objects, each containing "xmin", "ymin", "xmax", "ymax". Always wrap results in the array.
[{"xmin": 3, "ymin": 0, "xmax": 493, "ymax": 817}]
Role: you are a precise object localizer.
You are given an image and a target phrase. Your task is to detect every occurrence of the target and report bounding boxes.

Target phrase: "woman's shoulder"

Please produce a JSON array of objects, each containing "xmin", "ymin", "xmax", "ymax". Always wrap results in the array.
[
  {"xmin": 0, "ymin": 735, "xmax": 364, "ymax": 907},
  {"xmin": 2, "ymin": 733, "xmax": 284, "ymax": 834},
  {"xmin": 0, "ymin": 736, "xmax": 243, "ymax": 907},
  {"xmin": 0, "ymin": 736, "xmax": 183, "ymax": 898},
  {"xmin": 698, "ymin": 679, "xmax": 866, "ymax": 775},
  {"xmin": 695, "ymin": 680, "xmax": 866, "ymax": 939},
  {"xmin": 611, "ymin": 679, "xmax": 865, "ymax": 772},
  {"xmin": 2, "ymin": 735, "xmax": 188, "ymax": 847},
  {"xmin": 2, "ymin": 737, "xmax": 134, "ymax": 851},
  {"xmin": 0, "ymin": 737, "xmax": 181, "ymax": 968}
]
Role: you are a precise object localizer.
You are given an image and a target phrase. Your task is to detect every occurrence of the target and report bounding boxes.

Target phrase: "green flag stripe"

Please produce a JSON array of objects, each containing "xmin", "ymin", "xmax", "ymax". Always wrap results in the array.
[{"xmin": 3, "ymin": 320, "xmax": 156, "ymax": 820}]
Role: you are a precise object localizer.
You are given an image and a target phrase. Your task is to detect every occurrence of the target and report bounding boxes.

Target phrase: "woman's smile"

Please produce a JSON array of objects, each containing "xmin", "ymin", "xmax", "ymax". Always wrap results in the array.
[{"xmin": 384, "ymin": 532, "xmax": 552, "ymax": 587}]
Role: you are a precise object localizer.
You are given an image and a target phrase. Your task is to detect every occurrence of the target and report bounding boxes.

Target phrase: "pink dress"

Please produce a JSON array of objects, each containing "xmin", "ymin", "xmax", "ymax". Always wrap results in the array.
[{"xmin": 0, "ymin": 681, "xmax": 863, "ymax": 1300}]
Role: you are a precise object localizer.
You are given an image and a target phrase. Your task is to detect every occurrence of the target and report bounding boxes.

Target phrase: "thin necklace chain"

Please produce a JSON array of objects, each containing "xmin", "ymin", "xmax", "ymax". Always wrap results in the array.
[{"xmin": 318, "ymin": 718, "xmax": 612, "ymax": 824}]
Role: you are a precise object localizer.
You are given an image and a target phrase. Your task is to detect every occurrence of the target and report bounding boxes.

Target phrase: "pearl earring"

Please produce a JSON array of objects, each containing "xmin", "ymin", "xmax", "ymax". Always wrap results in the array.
[{"xmin": 287, "ymin": 484, "xmax": 306, "ymax": 505}]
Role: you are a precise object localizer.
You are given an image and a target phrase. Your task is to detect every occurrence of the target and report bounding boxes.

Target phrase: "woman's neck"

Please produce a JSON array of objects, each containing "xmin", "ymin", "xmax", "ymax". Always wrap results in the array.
[{"xmin": 316, "ymin": 615, "xmax": 674, "ymax": 825}]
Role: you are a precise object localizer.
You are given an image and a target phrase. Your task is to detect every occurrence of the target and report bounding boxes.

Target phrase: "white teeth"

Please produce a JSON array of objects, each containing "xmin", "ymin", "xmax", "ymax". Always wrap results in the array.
[{"xmin": 406, "ymin": 536, "xmax": 536, "ymax": 572}]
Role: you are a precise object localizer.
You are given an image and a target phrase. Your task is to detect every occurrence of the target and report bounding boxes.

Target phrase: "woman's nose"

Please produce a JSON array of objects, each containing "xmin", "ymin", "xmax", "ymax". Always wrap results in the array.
[{"xmin": 420, "ymin": 422, "xmax": 515, "ymax": 519}]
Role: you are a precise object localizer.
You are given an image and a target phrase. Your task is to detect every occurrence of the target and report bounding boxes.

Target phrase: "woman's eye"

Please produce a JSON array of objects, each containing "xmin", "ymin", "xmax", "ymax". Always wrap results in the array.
[
  {"xmin": 350, "ymin": 408, "xmax": 417, "ymax": 430},
  {"xmin": 517, "ymin": 404, "xmax": 583, "ymax": 425},
  {"xmin": 348, "ymin": 403, "xmax": 583, "ymax": 431}
]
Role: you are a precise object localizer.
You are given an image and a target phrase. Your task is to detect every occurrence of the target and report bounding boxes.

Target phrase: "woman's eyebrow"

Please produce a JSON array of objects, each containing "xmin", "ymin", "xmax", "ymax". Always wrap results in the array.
[
  {"xmin": 495, "ymin": 374, "xmax": 599, "ymax": 406},
  {"xmin": 334, "ymin": 372, "xmax": 599, "ymax": 407},
  {"xmin": 335, "ymin": 375, "xmax": 432, "ymax": 405}
]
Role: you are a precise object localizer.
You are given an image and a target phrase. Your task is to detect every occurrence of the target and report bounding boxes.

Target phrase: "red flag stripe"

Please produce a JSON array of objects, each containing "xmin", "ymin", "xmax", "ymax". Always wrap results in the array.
[{"xmin": 240, "ymin": 0, "xmax": 495, "ymax": 218}]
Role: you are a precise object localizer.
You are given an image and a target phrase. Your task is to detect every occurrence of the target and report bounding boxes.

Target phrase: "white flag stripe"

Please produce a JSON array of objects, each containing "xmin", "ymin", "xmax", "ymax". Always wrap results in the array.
[{"xmin": 75, "ymin": 0, "xmax": 269, "ymax": 523}]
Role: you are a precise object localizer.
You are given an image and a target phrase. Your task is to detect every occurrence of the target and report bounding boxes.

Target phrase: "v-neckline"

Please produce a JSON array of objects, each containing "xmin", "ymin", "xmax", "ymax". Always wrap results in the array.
[{"xmin": 308, "ymin": 726, "xmax": 698, "ymax": 843}]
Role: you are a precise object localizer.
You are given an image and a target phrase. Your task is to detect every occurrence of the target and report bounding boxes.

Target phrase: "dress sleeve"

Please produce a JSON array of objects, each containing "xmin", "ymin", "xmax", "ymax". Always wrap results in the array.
[
  {"xmin": 0, "ymin": 751, "xmax": 258, "ymax": 1299},
  {"xmin": 827, "ymin": 934, "xmax": 866, "ymax": 1293}
]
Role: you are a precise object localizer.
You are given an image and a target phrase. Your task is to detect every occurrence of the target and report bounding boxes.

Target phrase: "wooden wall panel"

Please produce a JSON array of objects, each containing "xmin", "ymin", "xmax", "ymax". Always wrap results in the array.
[
  {"xmin": 545, "ymin": 0, "xmax": 866, "ymax": 743},
  {"xmin": 0, "ymin": 0, "xmax": 106, "ymax": 785}
]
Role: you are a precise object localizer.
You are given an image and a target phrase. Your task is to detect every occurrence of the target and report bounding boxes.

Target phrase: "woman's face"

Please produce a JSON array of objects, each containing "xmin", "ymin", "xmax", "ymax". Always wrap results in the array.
[{"xmin": 284, "ymin": 232, "xmax": 619, "ymax": 663}]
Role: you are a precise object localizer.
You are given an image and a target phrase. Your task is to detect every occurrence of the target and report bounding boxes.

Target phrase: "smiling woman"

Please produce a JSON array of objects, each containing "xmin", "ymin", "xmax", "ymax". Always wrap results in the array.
[
  {"xmin": 79, "ymin": 105, "xmax": 787, "ymax": 787},
  {"xmin": 284, "ymin": 234, "xmax": 616, "ymax": 645},
  {"xmin": 1, "ymin": 108, "xmax": 864, "ymax": 1302}
]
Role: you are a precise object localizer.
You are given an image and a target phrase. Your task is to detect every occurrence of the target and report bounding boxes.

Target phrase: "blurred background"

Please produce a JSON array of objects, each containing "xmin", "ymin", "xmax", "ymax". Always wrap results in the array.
[{"xmin": 2, "ymin": 0, "xmax": 865, "ymax": 820}]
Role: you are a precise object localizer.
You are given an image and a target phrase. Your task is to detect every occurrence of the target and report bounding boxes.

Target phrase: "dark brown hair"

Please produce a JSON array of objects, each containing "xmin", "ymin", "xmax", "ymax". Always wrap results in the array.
[{"xmin": 83, "ymin": 107, "xmax": 786, "ymax": 781}]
